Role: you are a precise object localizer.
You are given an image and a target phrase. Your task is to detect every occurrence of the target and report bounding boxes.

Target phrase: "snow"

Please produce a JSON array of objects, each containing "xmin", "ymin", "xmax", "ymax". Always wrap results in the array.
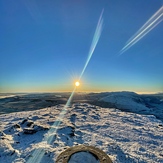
[
  {"xmin": 99, "ymin": 91, "xmax": 163, "ymax": 121},
  {"xmin": 0, "ymin": 95, "xmax": 16, "ymax": 99},
  {"xmin": 0, "ymin": 103, "xmax": 163, "ymax": 163},
  {"xmin": 100, "ymin": 92, "xmax": 149, "ymax": 112},
  {"xmin": 68, "ymin": 151, "xmax": 99, "ymax": 163}
]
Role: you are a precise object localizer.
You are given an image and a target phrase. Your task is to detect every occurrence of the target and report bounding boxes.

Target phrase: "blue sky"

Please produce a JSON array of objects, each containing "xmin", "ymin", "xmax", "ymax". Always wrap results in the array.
[{"xmin": 0, "ymin": 0, "xmax": 163, "ymax": 93}]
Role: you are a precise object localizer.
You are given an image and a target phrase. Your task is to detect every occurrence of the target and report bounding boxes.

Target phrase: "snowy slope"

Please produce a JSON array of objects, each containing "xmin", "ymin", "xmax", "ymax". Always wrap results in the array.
[
  {"xmin": 99, "ymin": 92, "xmax": 148, "ymax": 111},
  {"xmin": 0, "ymin": 103, "xmax": 163, "ymax": 163},
  {"xmin": 99, "ymin": 91, "xmax": 163, "ymax": 121}
]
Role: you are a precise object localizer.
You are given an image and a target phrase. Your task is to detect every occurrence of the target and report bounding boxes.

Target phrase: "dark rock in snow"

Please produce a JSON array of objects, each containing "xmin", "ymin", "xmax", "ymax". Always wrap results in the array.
[
  {"xmin": 21, "ymin": 119, "xmax": 28, "ymax": 124},
  {"xmin": 22, "ymin": 123, "xmax": 49, "ymax": 134},
  {"xmin": 23, "ymin": 128, "xmax": 37, "ymax": 134},
  {"xmin": 26, "ymin": 120, "xmax": 34, "ymax": 127},
  {"xmin": 13, "ymin": 124, "xmax": 21, "ymax": 129},
  {"xmin": 10, "ymin": 150, "xmax": 15, "ymax": 156}
]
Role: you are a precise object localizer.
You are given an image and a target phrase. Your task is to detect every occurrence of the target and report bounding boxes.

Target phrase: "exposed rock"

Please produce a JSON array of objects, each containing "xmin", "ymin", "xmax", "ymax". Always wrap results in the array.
[
  {"xmin": 13, "ymin": 124, "xmax": 21, "ymax": 129},
  {"xmin": 23, "ymin": 128, "xmax": 36, "ymax": 134},
  {"xmin": 26, "ymin": 120, "xmax": 34, "ymax": 127},
  {"xmin": 23, "ymin": 123, "xmax": 49, "ymax": 134},
  {"xmin": 21, "ymin": 119, "xmax": 28, "ymax": 125}
]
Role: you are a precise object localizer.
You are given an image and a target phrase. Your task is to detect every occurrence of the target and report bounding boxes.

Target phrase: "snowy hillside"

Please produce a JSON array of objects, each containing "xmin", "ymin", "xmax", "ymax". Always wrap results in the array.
[
  {"xmin": 99, "ymin": 91, "xmax": 163, "ymax": 121},
  {"xmin": 99, "ymin": 92, "xmax": 148, "ymax": 112},
  {"xmin": 0, "ymin": 103, "xmax": 163, "ymax": 163}
]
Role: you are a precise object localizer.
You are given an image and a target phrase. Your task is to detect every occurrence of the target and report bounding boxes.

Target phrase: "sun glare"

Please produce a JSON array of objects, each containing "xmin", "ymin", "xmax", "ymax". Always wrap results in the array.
[{"xmin": 75, "ymin": 81, "xmax": 80, "ymax": 87}]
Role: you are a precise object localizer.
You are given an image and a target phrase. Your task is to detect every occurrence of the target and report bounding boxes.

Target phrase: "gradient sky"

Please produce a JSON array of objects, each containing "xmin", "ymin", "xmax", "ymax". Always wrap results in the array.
[{"xmin": 0, "ymin": 0, "xmax": 163, "ymax": 93}]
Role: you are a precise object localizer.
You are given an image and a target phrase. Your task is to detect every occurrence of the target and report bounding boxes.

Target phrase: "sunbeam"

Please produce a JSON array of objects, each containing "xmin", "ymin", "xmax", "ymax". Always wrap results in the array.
[
  {"xmin": 119, "ymin": 6, "xmax": 163, "ymax": 56},
  {"xmin": 79, "ymin": 9, "xmax": 104, "ymax": 80},
  {"xmin": 26, "ymin": 9, "xmax": 104, "ymax": 163},
  {"xmin": 26, "ymin": 87, "xmax": 76, "ymax": 163}
]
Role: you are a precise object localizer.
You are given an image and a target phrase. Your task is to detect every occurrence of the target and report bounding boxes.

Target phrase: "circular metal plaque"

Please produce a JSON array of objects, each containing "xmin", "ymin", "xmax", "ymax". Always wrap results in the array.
[{"xmin": 56, "ymin": 145, "xmax": 112, "ymax": 163}]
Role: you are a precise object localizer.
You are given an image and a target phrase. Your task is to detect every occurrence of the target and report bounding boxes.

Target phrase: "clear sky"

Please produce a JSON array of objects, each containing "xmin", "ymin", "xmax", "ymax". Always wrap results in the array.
[{"xmin": 0, "ymin": 0, "xmax": 163, "ymax": 93}]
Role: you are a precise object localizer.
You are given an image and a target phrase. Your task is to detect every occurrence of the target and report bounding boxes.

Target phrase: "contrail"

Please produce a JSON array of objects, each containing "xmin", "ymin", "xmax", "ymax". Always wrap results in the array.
[
  {"xmin": 119, "ymin": 6, "xmax": 163, "ymax": 56},
  {"xmin": 126, "ymin": 6, "xmax": 163, "ymax": 44},
  {"xmin": 26, "ymin": 9, "xmax": 104, "ymax": 163},
  {"xmin": 79, "ymin": 9, "xmax": 104, "ymax": 80}
]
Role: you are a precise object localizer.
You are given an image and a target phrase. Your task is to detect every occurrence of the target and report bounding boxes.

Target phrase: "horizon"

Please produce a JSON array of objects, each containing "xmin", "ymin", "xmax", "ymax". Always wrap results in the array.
[
  {"xmin": 0, "ymin": 90, "xmax": 162, "ymax": 95},
  {"xmin": 1, "ymin": 0, "xmax": 163, "ymax": 93}
]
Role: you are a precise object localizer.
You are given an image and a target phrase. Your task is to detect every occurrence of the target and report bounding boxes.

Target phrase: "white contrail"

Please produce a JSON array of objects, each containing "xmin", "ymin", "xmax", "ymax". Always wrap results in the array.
[
  {"xmin": 122, "ymin": 12, "xmax": 163, "ymax": 51},
  {"xmin": 119, "ymin": 6, "xmax": 163, "ymax": 56},
  {"xmin": 126, "ymin": 6, "xmax": 163, "ymax": 44},
  {"xmin": 79, "ymin": 9, "xmax": 104, "ymax": 80},
  {"xmin": 120, "ymin": 18, "xmax": 163, "ymax": 55}
]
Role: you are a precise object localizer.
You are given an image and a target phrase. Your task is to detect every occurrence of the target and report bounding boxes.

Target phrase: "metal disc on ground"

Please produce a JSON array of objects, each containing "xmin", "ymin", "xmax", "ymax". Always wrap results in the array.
[{"xmin": 56, "ymin": 145, "xmax": 112, "ymax": 163}]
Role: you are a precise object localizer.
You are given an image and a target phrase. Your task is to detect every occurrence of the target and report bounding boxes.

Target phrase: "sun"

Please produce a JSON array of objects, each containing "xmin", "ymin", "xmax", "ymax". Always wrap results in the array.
[{"xmin": 75, "ymin": 81, "xmax": 80, "ymax": 87}]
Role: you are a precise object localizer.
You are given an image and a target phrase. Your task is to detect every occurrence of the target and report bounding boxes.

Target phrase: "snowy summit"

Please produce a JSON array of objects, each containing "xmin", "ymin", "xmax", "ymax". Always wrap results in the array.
[{"xmin": 0, "ymin": 102, "xmax": 163, "ymax": 163}]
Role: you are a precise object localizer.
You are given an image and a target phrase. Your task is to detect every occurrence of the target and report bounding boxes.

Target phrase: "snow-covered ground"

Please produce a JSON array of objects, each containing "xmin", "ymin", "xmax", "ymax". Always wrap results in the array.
[
  {"xmin": 0, "ymin": 103, "xmax": 163, "ymax": 163},
  {"xmin": 99, "ymin": 91, "xmax": 163, "ymax": 121}
]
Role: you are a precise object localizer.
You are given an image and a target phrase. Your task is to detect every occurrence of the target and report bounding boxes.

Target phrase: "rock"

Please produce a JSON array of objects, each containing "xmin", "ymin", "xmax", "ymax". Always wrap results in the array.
[
  {"xmin": 23, "ymin": 128, "xmax": 37, "ymax": 134},
  {"xmin": 23, "ymin": 123, "xmax": 49, "ymax": 134},
  {"xmin": 21, "ymin": 119, "xmax": 28, "ymax": 125},
  {"xmin": 13, "ymin": 124, "xmax": 21, "ymax": 129},
  {"xmin": 26, "ymin": 121, "xmax": 34, "ymax": 127}
]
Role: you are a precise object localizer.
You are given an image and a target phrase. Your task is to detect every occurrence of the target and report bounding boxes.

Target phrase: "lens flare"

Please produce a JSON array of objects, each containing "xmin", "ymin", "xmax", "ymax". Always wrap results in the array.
[
  {"xmin": 26, "ymin": 9, "xmax": 104, "ymax": 163},
  {"xmin": 79, "ymin": 9, "xmax": 104, "ymax": 80}
]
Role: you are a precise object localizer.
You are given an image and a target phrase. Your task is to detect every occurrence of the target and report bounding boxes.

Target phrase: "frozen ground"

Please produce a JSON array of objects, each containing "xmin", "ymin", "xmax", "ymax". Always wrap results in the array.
[{"xmin": 0, "ymin": 103, "xmax": 163, "ymax": 163}]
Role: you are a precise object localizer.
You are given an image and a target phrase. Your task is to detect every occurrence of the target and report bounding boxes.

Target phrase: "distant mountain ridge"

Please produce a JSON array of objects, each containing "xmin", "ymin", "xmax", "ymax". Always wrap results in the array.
[{"xmin": 0, "ymin": 91, "xmax": 163, "ymax": 122}]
